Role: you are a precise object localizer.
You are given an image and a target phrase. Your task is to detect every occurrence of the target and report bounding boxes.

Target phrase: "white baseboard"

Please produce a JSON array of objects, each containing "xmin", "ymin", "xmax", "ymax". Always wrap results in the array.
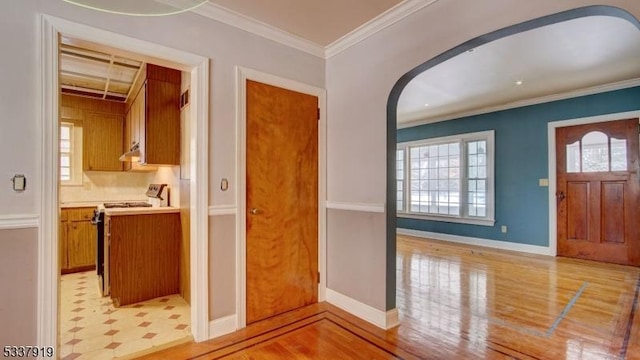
[
  {"xmin": 209, "ymin": 314, "xmax": 237, "ymax": 339},
  {"xmin": 397, "ymin": 228, "xmax": 552, "ymax": 256},
  {"xmin": 326, "ymin": 289, "xmax": 399, "ymax": 330},
  {"xmin": 0, "ymin": 214, "xmax": 39, "ymax": 230}
]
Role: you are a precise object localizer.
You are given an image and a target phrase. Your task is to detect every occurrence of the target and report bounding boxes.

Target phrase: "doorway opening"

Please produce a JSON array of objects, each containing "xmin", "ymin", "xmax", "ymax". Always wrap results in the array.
[
  {"xmin": 39, "ymin": 15, "xmax": 209, "ymax": 350},
  {"xmin": 386, "ymin": 6, "xmax": 640, "ymax": 311}
]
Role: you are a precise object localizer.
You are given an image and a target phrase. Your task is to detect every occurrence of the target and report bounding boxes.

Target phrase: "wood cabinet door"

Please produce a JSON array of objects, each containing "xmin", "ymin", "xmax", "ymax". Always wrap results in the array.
[
  {"xmin": 83, "ymin": 112, "xmax": 124, "ymax": 171},
  {"xmin": 67, "ymin": 221, "xmax": 97, "ymax": 269},
  {"xmin": 123, "ymin": 106, "xmax": 132, "ymax": 171},
  {"xmin": 59, "ymin": 221, "xmax": 68, "ymax": 270},
  {"xmin": 145, "ymin": 79, "xmax": 179, "ymax": 165}
]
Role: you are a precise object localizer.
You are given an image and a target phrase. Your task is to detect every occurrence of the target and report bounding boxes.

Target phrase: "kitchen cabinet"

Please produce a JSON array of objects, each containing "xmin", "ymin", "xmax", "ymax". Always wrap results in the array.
[
  {"xmin": 60, "ymin": 207, "xmax": 97, "ymax": 274},
  {"xmin": 123, "ymin": 63, "xmax": 180, "ymax": 170},
  {"xmin": 107, "ymin": 211, "xmax": 180, "ymax": 306},
  {"xmin": 60, "ymin": 94, "xmax": 126, "ymax": 172},
  {"xmin": 83, "ymin": 112, "xmax": 124, "ymax": 171}
]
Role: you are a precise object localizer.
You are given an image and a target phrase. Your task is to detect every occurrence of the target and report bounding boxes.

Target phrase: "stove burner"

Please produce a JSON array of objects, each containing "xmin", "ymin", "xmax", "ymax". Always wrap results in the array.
[{"xmin": 103, "ymin": 202, "xmax": 152, "ymax": 208}]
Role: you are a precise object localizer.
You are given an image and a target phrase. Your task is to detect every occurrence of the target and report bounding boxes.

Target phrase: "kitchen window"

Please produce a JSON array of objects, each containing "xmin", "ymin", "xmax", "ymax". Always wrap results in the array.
[
  {"xmin": 60, "ymin": 122, "xmax": 83, "ymax": 185},
  {"xmin": 60, "ymin": 123, "xmax": 73, "ymax": 182},
  {"xmin": 397, "ymin": 130, "xmax": 495, "ymax": 226}
]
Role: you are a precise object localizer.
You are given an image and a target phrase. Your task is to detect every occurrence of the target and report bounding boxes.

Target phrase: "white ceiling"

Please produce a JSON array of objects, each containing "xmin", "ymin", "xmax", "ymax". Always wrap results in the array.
[{"xmin": 397, "ymin": 15, "xmax": 640, "ymax": 125}]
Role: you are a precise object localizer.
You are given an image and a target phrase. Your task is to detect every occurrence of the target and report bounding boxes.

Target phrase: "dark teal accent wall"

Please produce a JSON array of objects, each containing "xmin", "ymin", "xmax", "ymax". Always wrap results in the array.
[{"xmin": 397, "ymin": 86, "xmax": 640, "ymax": 246}]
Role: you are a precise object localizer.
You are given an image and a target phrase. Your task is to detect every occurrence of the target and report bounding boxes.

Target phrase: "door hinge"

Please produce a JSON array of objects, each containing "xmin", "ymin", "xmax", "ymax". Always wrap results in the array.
[
  {"xmin": 317, "ymin": 108, "xmax": 320, "ymax": 120},
  {"xmin": 317, "ymin": 271, "xmax": 320, "ymax": 284}
]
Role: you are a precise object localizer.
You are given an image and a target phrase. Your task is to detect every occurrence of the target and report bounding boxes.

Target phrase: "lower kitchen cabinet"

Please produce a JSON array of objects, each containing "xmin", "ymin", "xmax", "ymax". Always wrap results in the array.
[
  {"xmin": 60, "ymin": 207, "xmax": 97, "ymax": 274},
  {"xmin": 107, "ymin": 212, "xmax": 180, "ymax": 307}
]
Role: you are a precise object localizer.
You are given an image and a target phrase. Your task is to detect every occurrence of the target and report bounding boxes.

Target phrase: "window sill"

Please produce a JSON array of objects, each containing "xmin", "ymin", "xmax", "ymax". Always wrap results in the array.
[
  {"xmin": 397, "ymin": 212, "xmax": 495, "ymax": 226},
  {"xmin": 60, "ymin": 181, "xmax": 83, "ymax": 187}
]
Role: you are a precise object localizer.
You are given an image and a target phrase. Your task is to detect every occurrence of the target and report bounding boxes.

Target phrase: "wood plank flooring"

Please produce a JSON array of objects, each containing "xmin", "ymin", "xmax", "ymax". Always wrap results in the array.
[{"xmin": 137, "ymin": 235, "xmax": 640, "ymax": 359}]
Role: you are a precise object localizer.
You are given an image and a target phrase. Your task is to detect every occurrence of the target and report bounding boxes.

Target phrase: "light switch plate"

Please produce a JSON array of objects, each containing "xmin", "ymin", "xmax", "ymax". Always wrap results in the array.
[
  {"xmin": 539, "ymin": 178, "xmax": 549, "ymax": 187},
  {"xmin": 12, "ymin": 174, "xmax": 26, "ymax": 192}
]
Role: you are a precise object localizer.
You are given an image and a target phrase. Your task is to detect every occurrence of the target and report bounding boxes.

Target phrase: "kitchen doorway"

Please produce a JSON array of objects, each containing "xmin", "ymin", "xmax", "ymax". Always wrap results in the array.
[{"xmin": 39, "ymin": 15, "xmax": 209, "ymax": 351}]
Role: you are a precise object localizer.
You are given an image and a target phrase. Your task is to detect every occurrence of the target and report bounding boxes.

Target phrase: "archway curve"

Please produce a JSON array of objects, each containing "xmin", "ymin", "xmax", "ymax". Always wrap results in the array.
[{"xmin": 385, "ymin": 5, "xmax": 640, "ymax": 310}]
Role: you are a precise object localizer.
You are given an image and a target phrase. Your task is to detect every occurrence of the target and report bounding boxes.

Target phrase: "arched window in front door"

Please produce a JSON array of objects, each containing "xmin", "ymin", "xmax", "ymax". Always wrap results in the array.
[{"xmin": 566, "ymin": 131, "xmax": 627, "ymax": 173}]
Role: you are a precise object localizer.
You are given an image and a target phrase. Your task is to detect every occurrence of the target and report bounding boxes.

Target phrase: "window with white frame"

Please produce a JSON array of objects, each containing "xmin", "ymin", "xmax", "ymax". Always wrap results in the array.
[
  {"xmin": 60, "ymin": 123, "xmax": 73, "ymax": 182},
  {"xmin": 397, "ymin": 130, "xmax": 495, "ymax": 226}
]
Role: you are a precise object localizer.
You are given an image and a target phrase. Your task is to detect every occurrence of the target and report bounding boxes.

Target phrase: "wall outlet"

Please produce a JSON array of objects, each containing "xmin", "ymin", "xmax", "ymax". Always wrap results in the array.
[
  {"xmin": 539, "ymin": 178, "xmax": 549, "ymax": 187},
  {"xmin": 501, "ymin": 225, "xmax": 507, "ymax": 233}
]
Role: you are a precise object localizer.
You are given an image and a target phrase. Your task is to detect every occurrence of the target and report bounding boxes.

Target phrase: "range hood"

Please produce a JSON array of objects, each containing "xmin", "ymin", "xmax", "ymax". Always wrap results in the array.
[{"xmin": 119, "ymin": 142, "xmax": 140, "ymax": 162}]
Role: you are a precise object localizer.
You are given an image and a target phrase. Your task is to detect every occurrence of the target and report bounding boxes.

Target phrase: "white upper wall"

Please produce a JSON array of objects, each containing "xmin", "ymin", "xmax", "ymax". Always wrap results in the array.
[
  {"xmin": 325, "ymin": 0, "xmax": 640, "ymax": 204},
  {"xmin": 0, "ymin": 0, "xmax": 325, "ymax": 216}
]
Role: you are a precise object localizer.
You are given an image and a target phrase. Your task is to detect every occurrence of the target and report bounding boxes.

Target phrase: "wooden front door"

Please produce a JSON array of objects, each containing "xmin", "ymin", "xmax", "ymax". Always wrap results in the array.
[
  {"xmin": 246, "ymin": 80, "xmax": 319, "ymax": 324},
  {"xmin": 556, "ymin": 118, "xmax": 640, "ymax": 266}
]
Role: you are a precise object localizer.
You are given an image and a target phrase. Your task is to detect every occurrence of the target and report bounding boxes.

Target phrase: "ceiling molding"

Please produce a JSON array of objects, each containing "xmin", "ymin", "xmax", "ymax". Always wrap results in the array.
[
  {"xmin": 194, "ymin": 0, "xmax": 440, "ymax": 60},
  {"xmin": 325, "ymin": 0, "xmax": 439, "ymax": 59},
  {"xmin": 194, "ymin": 2, "xmax": 325, "ymax": 58},
  {"xmin": 398, "ymin": 78, "xmax": 640, "ymax": 129}
]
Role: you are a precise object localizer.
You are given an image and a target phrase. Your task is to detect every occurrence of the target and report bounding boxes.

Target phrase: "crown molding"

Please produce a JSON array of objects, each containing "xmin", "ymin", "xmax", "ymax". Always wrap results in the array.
[
  {"xmin": 194, "ymin": 2, "xmax": 325, "ymax": 58},
  {"xmin": 194, "ymin": 1, "xmax": 440, "ymax": 60},
  {"xmin": 325, "ymin": 0, "xmax": 440, "ymax": 59},
  {"xmin": 398, "ymin": 78, "xmax": 640, "ymax": 129}
]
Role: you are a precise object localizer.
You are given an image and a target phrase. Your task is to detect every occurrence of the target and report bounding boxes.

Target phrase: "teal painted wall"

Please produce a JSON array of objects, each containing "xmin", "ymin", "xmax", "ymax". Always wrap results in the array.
[{"xmin": 397, "ymin": 86, "xmax": 640, "ymax": 246}]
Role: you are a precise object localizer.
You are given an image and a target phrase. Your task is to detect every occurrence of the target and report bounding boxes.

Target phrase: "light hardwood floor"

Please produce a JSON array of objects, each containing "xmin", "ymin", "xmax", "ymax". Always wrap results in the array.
[{"xmin": 138, "ymin": 235, "xmax": 640, "ymax": 359}]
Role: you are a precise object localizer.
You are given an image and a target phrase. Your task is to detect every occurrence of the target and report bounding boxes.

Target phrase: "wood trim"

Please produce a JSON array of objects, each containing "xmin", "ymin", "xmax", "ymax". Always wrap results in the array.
[
  {"xmin": 194, "ymin": 0, "xmax": 441, "ymax": 60},
  {"xmin": 195, "ymin": 2, "xmax": 324, "ymax": 58},
  {"xmin": 325, "ymin": 289, "xmax": 398, "ymax": 330},
  {"xmin": 0, "ymin": 214, "xmax": 40, "ymax": 230},
  {"xmin": 209, "ymin": 314, "xmax": 238, "ymax": 338},
  {"xmin": 325, "ymin": 0, "xmax": 440, "ymax": 58},
  {"xmin": 326, "ymin": 201, "xmax": 385, "ymax": 213},
  {"xmin": 397, "ymin": 228, "xmax": 552, "ymax": 256},
  {"xmin": 398, "ymin": 78, "xmax": 640, "ymax": 127},
  {"xmin": 208, "ymin": 205, "xmax": 237, "ymax": 216}
]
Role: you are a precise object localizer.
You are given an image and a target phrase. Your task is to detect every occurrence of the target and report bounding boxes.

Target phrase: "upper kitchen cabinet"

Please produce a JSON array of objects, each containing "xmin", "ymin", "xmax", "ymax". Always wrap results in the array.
[
  {"xmin": 123, "ymin": 63, "xmax": 180, "ymax": 170},
  {"xmin": 60, "ymin": 95, "xmax": 125, "ymax": 172}
]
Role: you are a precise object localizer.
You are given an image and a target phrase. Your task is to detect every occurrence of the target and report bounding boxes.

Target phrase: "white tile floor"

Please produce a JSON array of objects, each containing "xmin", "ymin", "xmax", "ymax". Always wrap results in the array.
[{"xmin": 59, "ymin": 271, "xmax": 191, "ymax": 360}]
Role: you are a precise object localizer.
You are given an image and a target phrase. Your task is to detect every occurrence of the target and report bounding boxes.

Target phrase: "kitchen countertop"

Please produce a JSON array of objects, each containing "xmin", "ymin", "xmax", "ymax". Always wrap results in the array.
[
  {"xmin": 60, "ymin": 202, "xmax": 102, "ymax": 209},
  {"xmin": 103, "ymin": 207, "xmax": 180, "ymax": 216}
]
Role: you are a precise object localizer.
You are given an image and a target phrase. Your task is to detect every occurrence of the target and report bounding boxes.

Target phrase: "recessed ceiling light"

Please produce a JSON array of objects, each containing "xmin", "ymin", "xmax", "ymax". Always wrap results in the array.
[{"xmin": 515, "ymin": 80, "xmax": 523, "ymax": 85}]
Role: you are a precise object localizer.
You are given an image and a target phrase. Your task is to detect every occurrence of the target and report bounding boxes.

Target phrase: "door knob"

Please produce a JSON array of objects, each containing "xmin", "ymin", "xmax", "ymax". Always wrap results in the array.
[
  {"xmin": 556, "ymin": 191, "xmax": 565, "ymax": 201},
  {"xmin": 250, "ymin": 208, "xmax": 261, "ymax": 215}
]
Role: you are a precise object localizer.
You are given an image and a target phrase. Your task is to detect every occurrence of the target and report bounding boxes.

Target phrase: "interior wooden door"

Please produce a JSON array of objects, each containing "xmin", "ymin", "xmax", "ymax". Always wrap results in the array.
[
  {"xmin": 556, "ymin": 118, "xmax": 640, "ymax": 266},
  {"xmin": 246, "ymin": 80, "xmax": 318, "ymax": 324}
]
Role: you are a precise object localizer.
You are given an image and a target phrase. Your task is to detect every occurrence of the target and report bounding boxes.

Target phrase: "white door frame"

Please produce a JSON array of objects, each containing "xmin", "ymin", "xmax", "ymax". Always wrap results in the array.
[
  {"xmin": 38, "ymin": 15, "xmax": 210, "ymax": 346},
  {"xmin": 546, "ymin": 109, "xmax": 640, "ymax": 257},
  {"xmin": 235, "ymin": 67, "xmax": 327, "ymax": 328}
]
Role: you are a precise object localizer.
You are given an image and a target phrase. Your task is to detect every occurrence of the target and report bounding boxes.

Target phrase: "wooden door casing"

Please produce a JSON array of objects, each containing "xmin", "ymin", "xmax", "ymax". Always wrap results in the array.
[
  {"xmin": 556, "ymin": 118, "xmax": 640, "ymax": 266},
  {"xmin": 246, "ymin": 80, "xmax": 319, "ymax": 324}
]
